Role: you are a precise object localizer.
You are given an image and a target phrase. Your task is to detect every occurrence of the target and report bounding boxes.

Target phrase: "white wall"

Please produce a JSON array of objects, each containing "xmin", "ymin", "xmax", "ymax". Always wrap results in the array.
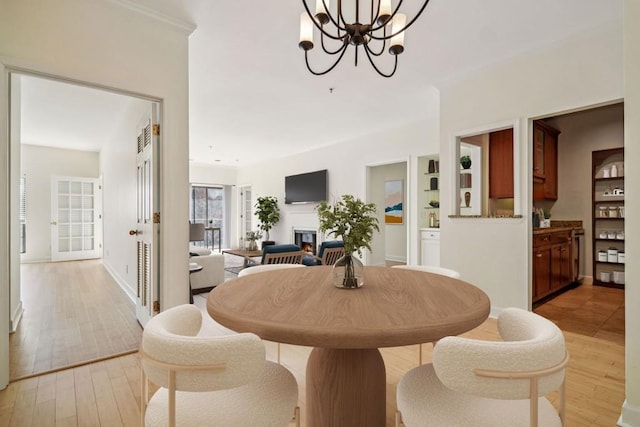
[
  {"xmin": 0, "ymin": 0, "xmax": 192, "ymax": 389},
  {"xmin": 20, "ymin": 145, "xmax": 100, "ymax": 262},
  {"xmin": 621, "ymin": 1, "xmax": 640, "ymax": 425},
  {"xmin": 236, "ymin": 110, "xmax": 439, "ymax": 265},
  {"xmin": 367, "ymin": 162, "xmax": 408, "ymax": 265},
  {"xmin": 438, "ymin": 21, "xmax": 623, "ymax": 314},
  {"xmin": 100, "ymin": 98, "xmax": 152, "ymax": 299}
]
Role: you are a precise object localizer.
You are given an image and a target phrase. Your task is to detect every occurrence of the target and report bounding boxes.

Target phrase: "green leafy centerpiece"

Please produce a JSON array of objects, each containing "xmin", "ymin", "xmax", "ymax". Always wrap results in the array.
[{"xmin": 316, "ymin": 195, "xmax": 380, "ymax": 288}]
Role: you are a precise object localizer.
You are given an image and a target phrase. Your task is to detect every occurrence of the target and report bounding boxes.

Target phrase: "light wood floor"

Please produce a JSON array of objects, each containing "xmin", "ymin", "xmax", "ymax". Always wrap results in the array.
[
  {"xmin": 10, "ymin": 260, "xmax": 142, "ymax": 380},
  {"xmin": 0, "ymin": 307, "xmax": 625, "ymax": 426}
]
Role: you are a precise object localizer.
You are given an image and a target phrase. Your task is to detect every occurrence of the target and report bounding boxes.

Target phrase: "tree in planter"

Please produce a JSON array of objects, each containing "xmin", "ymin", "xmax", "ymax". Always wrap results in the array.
[
  {"xmin": 255, "ymin": 196, "xmax": 280, "ymax": 243},
  {"xmin": 316, "ymin": 195, "xmax": 380, "ymax": 288}
]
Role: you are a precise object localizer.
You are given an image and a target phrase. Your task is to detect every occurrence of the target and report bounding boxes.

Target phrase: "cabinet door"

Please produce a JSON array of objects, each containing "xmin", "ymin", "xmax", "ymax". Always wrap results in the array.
[
  {"xmin": 550, "ymin": 242, "xmax": 572, "ymax": 292},
  {"xmin": 533, "ymin": 126, "xmax": 545, "ymax": 179},
  {"xmin": 543, "ymin": 130, "xmax": 558, "ymax": 200},
  {"xmin": 489, "ymin": 128, "xmax": 514, "ymax": 198},
  {"xmin": 421, "ymin": 238, "xmax": 440, "ymax": 267},
  {"xmin": 533, "ymin": 246, "xmax": 551, "ymax": 300}
]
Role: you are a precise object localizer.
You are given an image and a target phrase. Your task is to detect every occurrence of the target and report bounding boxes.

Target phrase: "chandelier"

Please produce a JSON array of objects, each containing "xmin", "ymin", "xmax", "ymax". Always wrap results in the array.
[{"xmin": 298, "ymin": 0, "xmax": 430, "ymax": 78}]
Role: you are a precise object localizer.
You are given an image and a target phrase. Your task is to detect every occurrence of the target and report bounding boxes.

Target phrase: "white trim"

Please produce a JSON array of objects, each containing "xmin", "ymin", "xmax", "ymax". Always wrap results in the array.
[
  {"xmin": 103, "ymin": 262, "xmax": 136, "ymax": 304},
  {"xmin": 9, "ymin": 301, "xmax": 24, "ymax": 333},
  {"xmin": 105, "ymin": 0, "xmax": 196, "ymax": 35},
  {"xmin": 385, "ymin": 255, "xmax": 407, "ymax": 263},
  {"xmin": 618, "ymin": 400, "xmax": 640, "ymax": 426}
]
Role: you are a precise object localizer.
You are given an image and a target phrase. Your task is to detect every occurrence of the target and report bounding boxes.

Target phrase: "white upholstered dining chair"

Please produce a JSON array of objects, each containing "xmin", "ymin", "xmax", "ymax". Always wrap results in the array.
[
  {"xmin": 238, "ymin": 263, "xmax": 306, "ymax": 277},
  {"xmin": 396, "ymin": 307, "xmax": 568, "ymax": 427},
  {"xmin": 237, "ymin": 263, "xmax": 306, "ymax": 363},
  {"xmin": 391, "ymin": 264, "xmax": 462, "ymax": 364},
  {"xmin": 140, "ymin": 304, "xmax": 300, "ymax": 427}
]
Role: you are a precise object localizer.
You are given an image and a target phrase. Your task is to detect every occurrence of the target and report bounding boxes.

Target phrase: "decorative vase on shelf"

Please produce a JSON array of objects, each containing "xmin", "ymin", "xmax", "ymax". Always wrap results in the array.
[
  {"xmin": 460, "ymin": 155, "xmax": 472, "ymax": 170},
  {"xmin": 333, "ymin": 253, "xmax": 364, "ymax": 289},
  {"xmin": 464, "ymin": 191, "xmax": 471, "ymax": 207}
]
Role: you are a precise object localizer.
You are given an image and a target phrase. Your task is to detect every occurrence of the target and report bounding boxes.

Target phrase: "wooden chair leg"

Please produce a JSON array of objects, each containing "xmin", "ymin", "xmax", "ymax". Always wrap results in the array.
[
  {"xmin": 395, "ymin": 410, "xmax": 404, "ymax": 427},
  {"xmin": 292, "ymin": 406, "xmax": 300, "ymax": 427},
  {"xmin": 418, "ymin": 344, "xmax": 423, "ymax": 365},
  {"xmin": 277, "ymin": 343, "xmax": 281, "ymax": 364}
]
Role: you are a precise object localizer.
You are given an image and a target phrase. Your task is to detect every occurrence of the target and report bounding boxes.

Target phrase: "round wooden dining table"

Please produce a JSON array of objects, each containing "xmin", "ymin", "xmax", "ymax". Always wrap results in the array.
[{"xmin": 207, "ymin": 266, "xmax": 490, "ymax": 427}]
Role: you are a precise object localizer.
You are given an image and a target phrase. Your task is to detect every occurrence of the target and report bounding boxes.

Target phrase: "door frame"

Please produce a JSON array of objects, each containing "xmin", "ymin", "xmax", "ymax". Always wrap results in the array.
[
  {"xmin": 0, "ymin": 64, "xmax": 164, "ymax": 390},
  {"xmin": 364, "ymin": 157, "xmax": 412, "ymax": 266}
]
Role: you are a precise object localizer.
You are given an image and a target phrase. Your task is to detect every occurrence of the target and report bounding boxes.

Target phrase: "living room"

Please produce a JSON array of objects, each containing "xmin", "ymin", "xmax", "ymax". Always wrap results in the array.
[{"xmin": 1, "ymin": 1, "xmax": 640, "ymax": 426}]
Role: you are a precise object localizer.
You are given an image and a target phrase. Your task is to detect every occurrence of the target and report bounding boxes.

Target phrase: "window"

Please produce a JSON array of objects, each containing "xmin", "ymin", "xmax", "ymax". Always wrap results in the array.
[
  {"xmin": 19, "ymin": 175, "xmax": 26, "ymax": 253},
  {"xmin": 190, "ymin": 185, "xmax": 224, "ymax": 248}
]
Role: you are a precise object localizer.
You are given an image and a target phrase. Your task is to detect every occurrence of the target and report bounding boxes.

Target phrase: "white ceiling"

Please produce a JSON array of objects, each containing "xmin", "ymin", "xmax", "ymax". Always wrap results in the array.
[{"xmin": 19, "ymin": 0, "xmax": 622, "ymax": 166}]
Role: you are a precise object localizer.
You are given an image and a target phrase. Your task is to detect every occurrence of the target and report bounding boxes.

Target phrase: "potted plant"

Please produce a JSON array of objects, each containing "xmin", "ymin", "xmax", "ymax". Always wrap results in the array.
[
  {"xmin": 460, "ymin": 155, "xmax": 472, "ymax": 169},
  {"xmin": 255, "ymin": 196, "xmax": 280, "ymax": 246},
  {"xmin": 245, "ymin": 230, "xmax": 263, "ymax": 251},
  {"xmin": 316, "ymin": 195, "xmax": 380, "ymax": 288}
]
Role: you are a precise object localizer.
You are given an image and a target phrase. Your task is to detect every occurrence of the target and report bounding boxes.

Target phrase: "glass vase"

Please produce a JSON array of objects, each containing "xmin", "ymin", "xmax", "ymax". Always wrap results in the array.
[{"xmin": 333, "ymin": 253, "xmax": 364, "ymax": 289}]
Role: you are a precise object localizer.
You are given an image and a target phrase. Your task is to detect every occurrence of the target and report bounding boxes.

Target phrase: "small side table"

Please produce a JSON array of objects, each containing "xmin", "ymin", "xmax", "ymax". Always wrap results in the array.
[
  {"xmin": 189, "ymin": 263, "xmax": 203, "ymax": 304},
  {"xmin": 205, "ymin": 227, "xmax": 222, "ymax": 252}
]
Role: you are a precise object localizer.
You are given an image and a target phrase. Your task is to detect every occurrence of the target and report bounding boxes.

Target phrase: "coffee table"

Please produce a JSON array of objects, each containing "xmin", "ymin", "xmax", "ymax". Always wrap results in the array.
[
  {"xmin": 222, "ymin": 248, "xmax": 263, "ymax": 267},
  {"xmin": 207, "ymin": 266, "xmax": 490, "ymax": 426}
]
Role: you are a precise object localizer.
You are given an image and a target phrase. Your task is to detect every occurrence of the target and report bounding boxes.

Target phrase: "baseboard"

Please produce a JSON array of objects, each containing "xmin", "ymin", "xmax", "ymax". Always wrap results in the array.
[
  {"xmin": 618, "ymin": 400, "xmax": 640, "ymax": 426},
  {"xmin": 385, "ymin": 255, "xmax": 407, "ymax": 263},
  {"xmin": 9, "ymin": 301, "xmax": 23, "ymax": 333},
  {"xmin": 102, "ymin": 262, "xmax": 136, "ymax": 304},
  {"xmin": 19, "ymin": 258, "xmax": 51, "ymax": 264}
]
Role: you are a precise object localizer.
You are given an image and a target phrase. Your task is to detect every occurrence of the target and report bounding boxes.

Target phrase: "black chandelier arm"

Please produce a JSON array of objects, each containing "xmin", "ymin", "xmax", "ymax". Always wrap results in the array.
[
  {"xmin": 363, "ymin": 45, "xmax": 398, "ymax": 78},
  {"xmin": 301, "ymin": 0, "xmax": 348, "ymax": 39},
  {"xmin": 321, "ymin": 30, "xmax": 348, "ymax": 55},
  {"xmin": 304, "ymin": 43, "xmax": 350, "ymax": 76},
  {"xmin": 369, "ymin": 0, "xmax": 431, "ymax": 38},
  {"xmin": 365, "ymin": 27, "xmax": 387, "ymax": 57}
]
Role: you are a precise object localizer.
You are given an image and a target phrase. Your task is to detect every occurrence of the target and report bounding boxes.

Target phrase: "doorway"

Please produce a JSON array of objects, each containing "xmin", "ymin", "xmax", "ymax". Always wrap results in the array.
[
  {"xmin": 531, "ymin": 103, "xmax": 625, "ymax": 345},
  {"xmin": 366, "ymin": 161, "xmax": 409, "ymax": 266},
  {"xmin": 9, "ymin": 72, "xmax": 157, "ymax": 378}
]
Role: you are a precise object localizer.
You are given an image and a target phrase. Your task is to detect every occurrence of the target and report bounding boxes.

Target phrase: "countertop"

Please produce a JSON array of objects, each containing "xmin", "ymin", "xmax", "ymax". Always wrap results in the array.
[{"xmin": 533, "ymin": 220, "xmax": 584, "ymax": 235}]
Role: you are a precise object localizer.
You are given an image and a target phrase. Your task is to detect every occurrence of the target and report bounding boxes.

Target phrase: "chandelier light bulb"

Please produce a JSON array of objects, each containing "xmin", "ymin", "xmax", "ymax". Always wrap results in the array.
[
  {"xmin": 315, "ymin": 0, "xmax": 330, "ymax": 24},
  {"xmin": 378, "ymin": 0, "xmax": 392, "ymax": 25},
  {"xmin": 299, "ymin": 12, "xmax": 314, "ymax": 51},
  {"xmin": 389, "ymin": 13, "xmax": 406, "ymax": 55}
]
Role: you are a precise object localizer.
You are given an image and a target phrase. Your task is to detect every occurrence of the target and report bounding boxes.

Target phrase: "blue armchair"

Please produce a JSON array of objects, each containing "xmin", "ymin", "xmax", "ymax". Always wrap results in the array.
[
  {"xmin": 246, "ymin": 244, "xmax": 303, "ymax": 266},
  {"xmin": 302, "ymin": 240, "xmax": 345, "ymax": 266}
]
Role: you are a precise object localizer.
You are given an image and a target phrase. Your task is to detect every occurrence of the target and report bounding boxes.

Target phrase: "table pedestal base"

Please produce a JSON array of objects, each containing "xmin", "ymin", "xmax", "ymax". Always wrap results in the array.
[{"xmin": 306, "ymin": 348, "xmax": 386, "ymax": 427}]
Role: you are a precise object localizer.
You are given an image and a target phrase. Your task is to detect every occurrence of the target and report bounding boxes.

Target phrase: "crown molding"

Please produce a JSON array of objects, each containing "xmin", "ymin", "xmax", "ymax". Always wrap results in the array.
[{"xmin": 105, "ymin": 0, "xmax": 196, "ymax": 35}]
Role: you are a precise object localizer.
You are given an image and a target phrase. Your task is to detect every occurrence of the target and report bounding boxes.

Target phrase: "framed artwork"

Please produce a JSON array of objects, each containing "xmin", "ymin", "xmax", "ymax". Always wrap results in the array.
[{"xmin": 384, "ymin": 179, "xmax": 403, "ymax": 224}]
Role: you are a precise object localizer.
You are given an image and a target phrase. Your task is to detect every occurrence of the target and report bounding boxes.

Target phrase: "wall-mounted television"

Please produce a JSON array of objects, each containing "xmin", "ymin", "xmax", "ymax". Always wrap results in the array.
[{"xmin": 285, "ymin": 169, "xmax": 327, "ymax": 204}]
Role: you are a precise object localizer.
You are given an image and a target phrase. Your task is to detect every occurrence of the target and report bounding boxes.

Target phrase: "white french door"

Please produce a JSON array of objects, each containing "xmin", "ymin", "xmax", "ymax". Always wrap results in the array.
[
  {"xmin": 50, "ymin": 176, "xmax": 102, "ymax": 262},
  {"xmin": 240, "ymin": 185, "xmax": 252, "ymax": 249},
  {"xmin": 133, "ymin": 106, "xmax": 160, "ymax": 327}
]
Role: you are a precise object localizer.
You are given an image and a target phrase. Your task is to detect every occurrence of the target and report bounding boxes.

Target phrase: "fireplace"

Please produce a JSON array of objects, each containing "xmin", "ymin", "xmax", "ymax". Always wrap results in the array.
[{"xmin": 293, "ymin": 228, "xmax": 318, "ymax": 255}]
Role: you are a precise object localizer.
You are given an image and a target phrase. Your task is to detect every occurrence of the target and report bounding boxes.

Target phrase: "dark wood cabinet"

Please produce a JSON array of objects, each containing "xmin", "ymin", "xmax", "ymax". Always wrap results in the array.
[
  {"xmin": 533, "ymin": 121, "xmax": 560, "ymax": 201},
  {"xmin": 489, "ymin": 128, "xmax": 514, "ymax": 199},
  {"xmin": 533, "ymin": 245, "xmax": 551, "ymax": 301},
  {"xmin": 532, "ymin": 229, "xmax": 573, "ymax": 303}
]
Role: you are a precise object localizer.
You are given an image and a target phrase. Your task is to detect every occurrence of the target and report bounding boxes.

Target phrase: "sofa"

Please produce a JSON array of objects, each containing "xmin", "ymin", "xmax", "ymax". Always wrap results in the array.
[{"xmin": 189, "ymin": 246, "xmax": 225, "ymax": 293}]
